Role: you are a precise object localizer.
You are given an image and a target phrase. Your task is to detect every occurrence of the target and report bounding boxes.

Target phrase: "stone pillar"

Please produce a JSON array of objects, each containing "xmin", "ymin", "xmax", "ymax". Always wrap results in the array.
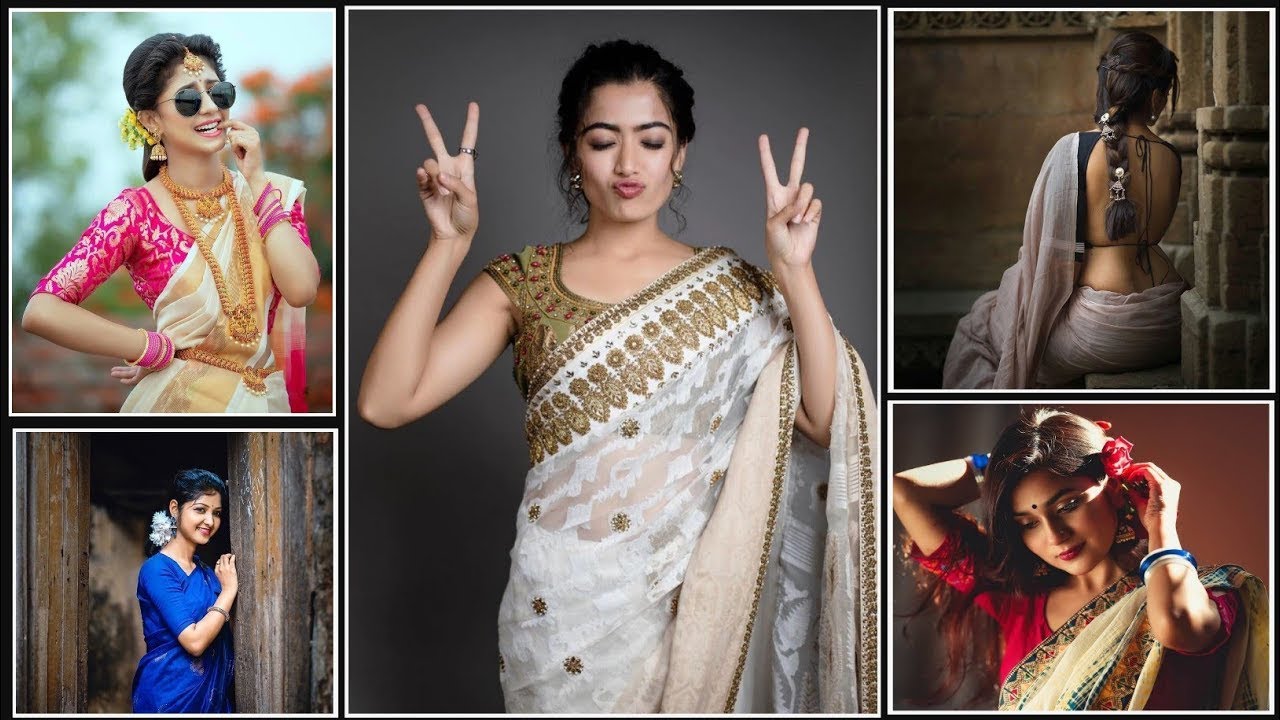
[
  {"xmin": 1162, "ymin": 12, "xmax": 1212, "ymax": 280},
  {"xmin": 1183, "ymin": 11, "xmax": 1270, "ymax": 388},
  {"xmin": 17, "ymin": 432, "xmax": 91, "ymax": 713},
  {"xmin": 229, "ymin": 432, "xmax": 311, "ymax": 713}
]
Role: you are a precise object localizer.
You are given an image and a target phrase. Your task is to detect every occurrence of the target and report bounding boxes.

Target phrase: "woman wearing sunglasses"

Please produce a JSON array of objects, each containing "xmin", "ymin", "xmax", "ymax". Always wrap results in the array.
[{"xmin": 21, "ymin": 33, "xmax": 320, "ymax": 413}]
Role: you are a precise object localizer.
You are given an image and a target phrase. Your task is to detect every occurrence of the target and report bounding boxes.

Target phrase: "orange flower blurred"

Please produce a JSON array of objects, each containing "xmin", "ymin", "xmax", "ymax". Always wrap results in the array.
[{"xmin": 240, "ymin": 68, "xmax": 276, "ymax": 94}]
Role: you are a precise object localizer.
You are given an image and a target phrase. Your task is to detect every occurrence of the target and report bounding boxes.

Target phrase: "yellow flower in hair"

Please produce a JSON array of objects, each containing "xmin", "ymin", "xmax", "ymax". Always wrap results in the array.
[{"xmin": 119, "ymin": 108, "xmax": 157, "ymax": 150}]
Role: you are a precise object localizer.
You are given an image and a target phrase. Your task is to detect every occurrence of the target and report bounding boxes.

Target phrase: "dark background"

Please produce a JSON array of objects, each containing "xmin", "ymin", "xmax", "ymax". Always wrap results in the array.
[
  {"xmin": 890, "ymin": 403, "xmax": 1271, "ymax": 710},
  {"xmin": 346, "ymin": 9, "xmax": 878, "ymax": 712}
]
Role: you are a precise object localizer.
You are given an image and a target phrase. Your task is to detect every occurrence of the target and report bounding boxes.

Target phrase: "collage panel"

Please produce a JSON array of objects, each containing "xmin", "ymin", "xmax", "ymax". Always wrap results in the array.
[
  {"xmin": 10, "ymin": 9, "xmax": 336, "ymax": 414},
  {"xmin": 346, "ymin": 7, "xmax": 880, "ymax": 714},
  {"xmin": 889, "ymin": 402, "xmax": 1271, "ymax": 711},
  {"xmin": 890, "ymin": 10, "xmax": 1272, "ymax": 391},
  {"xmin": 12, "ymin": 429, "xmax": 336, "ymax": 715}
]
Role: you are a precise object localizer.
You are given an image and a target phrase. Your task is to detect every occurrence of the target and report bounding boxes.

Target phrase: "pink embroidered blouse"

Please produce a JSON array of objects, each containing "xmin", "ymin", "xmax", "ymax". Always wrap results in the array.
[{"xmin": 32, "ymin": 186, "xmax": 310, "ymax": 316}]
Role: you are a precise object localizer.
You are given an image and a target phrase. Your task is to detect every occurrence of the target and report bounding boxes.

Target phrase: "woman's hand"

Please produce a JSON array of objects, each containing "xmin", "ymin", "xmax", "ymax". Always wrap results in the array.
[
  {"xmin": 1122, "ymin": 461, "xmax": 1181, "ymax": 545},
  {"xmin": 110, "ymin": 365, "xmax": 153, "ymax": 386},
  {"xmin": 758, "ymin": 128, "xmax": 821, "ymax": 270},
  {"xmin": 215, "ymin": 553, "xmax": 238, "ymax": 595},
  {"xmin": 223, "ymin": 119, "xmax": 266, "ymax": 190},
  {"xmin": 416, "ymin": 102, "xmax": 479, "ymax": 245}
]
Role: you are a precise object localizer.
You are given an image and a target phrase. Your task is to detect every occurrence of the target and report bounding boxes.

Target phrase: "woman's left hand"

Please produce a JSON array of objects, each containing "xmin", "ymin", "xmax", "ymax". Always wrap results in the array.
[
  {"xmin": 110, "ymin": 365, "xmax": 152, "ymax": 386},
  {"xmin": 1122, "ymin": 461, "xmax": 1182, "ymax": 541},
  {"xmin": 223, "ymin": 119, "xmax": 266, "ymax": 189},
  {"xmin": 758, "ymin": 128, "xmax": 821, "ymax": 270}
]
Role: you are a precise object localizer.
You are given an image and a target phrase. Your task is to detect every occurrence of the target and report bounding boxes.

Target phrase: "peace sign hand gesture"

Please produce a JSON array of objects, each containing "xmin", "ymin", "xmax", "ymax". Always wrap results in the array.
[
  {"xmin": 415, "ymin": 102, "xmax": 479, "ymax": 245},
  {"xmin": 759, "ymin": 128, "xmax": 821, "ymax": 270}
]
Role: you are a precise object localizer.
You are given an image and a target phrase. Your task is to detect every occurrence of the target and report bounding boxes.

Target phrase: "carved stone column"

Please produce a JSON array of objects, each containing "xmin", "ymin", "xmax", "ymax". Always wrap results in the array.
[
  {"xmin": 1162, "ymin": 12, "xmax": 1212, "ymax": 280},
  {"xmin": 1182, "ymin": 11, "xmax": 1270, "ymax": 388},
  {"xmin": 17, "ymin": 432, "xmax": 92, "ymax": 713}
]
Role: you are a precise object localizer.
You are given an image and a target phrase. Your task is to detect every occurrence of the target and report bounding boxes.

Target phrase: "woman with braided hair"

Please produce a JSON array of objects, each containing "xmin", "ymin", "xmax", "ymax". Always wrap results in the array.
[{"xmin": 944, "ymin": 32, "xmax": 1188, "ymax": 388}]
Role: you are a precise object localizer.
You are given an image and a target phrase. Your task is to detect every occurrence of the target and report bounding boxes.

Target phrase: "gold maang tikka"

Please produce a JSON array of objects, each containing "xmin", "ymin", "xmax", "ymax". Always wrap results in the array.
[{"xmin": 182, "ymin": 46, "xmax": 205, "ymax": 78}]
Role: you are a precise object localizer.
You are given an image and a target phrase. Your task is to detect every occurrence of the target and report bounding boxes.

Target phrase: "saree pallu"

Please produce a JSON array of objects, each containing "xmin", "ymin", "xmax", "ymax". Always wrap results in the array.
[
  {"xmin": 122, "ymin": 171, "xmax": 307, "ymax": 412},
  {"xmin": 1000, "ymin": 565, "xmax": 1268, "ymax": 711},
  {"xmin": 496, "ymin": 248, "xmax": 877, "ymax": 713},
  {"xmin": 132, "ymin": 553, "xmax": 233, "ymax": 713},
  {"xmin": 942, "ymin": 132, "xmax": 1185, "ymax": 388}
]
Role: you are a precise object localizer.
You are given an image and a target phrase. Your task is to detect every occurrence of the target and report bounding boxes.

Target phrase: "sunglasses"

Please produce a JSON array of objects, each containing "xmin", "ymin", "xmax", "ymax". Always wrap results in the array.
[{"xmin": 160, "ymin": 81, "xmax": 237, "ymax": 117}]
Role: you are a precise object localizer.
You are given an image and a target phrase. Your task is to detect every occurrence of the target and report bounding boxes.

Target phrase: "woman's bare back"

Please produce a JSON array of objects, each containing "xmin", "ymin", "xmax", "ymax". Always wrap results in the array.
[{"xmin": 1079, "ymin": 129, "xmax": 1183, "ymax": 293}]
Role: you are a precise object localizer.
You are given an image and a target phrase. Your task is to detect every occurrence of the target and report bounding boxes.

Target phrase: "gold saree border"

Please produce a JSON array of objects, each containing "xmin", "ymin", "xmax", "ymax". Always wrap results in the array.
[
  {"xmin": 999, "ymin": 571, "xmax": 1141, "ymax": 709},
  {"xmin": 724, "ymin": 346, "xmax": 797, "ymax": 712},
  {"xmin": 526, "ymin": 246, "xmax": 731, "ymax": 399},
  {"xmin": 849, "ymin": 338, "xmax": 878, "ymax": 714}
]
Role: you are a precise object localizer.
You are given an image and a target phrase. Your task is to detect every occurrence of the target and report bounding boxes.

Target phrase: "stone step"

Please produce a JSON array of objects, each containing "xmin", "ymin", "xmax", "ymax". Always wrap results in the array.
[{"xmin": 1084, "ymin": 363, "xmax": 1185, "ymax": 389}]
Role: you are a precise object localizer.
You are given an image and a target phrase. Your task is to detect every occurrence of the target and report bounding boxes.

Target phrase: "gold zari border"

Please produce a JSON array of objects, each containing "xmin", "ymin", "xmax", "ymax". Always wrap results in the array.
[{"xmin": 849, "ymin": 338, "xmax": 878, "ymax": 714}]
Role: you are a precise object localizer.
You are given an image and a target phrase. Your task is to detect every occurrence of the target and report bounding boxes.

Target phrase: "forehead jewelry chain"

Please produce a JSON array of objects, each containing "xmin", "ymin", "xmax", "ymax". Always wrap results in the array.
[
  {"xmin": 159, "ymin": 165, "xmax": 261, "ymax": 347},
  {"xmin": 182, "ymin": 46, "xmax": 206, "ymax": 78}
]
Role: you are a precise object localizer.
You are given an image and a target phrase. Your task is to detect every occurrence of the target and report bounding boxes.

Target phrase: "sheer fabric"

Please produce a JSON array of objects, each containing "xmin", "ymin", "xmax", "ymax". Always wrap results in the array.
[
  {"xmin": 487, "ymin": 246, "xmax": 878, "ymax": 713},
  {"xmin": 32, "ymin": 171, "xmax": 311, "ymax": 412},
  {"xmin": 943, "ymin": 132, "xmax": 1186, "ymax": 388},
  {"xmin": 131, "ymin": 553, "xmax": 233, "ymax": 713}
]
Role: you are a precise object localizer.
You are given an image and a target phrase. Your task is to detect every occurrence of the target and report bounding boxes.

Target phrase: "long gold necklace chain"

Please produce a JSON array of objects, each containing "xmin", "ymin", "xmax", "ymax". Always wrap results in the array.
[{"xmin": 160, "ymin": 165, "xmax": 261, "ymax": 347}]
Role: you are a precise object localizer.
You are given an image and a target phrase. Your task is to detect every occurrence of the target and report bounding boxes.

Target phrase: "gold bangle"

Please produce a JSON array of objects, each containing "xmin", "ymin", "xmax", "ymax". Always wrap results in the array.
[{"xmin": 124, "ymin": 328, "xmax": 150, "ymax": 366}]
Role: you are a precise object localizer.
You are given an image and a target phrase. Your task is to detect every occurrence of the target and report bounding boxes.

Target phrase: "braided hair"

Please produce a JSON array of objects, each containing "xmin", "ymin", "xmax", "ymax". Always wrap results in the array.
[{"xmin": 1094, "ymin": 32, "xmax": 1179, "ymax": 242}]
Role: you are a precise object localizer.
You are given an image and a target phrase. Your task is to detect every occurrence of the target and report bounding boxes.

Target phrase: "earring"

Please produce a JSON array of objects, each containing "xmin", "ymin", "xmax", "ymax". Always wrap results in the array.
[
  {"xmin": 569, "ymin": 173, "xmax": 582, "ymax": 191},
  {"xmin": 673, "ymin": 170, "xmax": 683, "ymax": 189},
  {"xmin": 149, "ymin": 130, "xmax": 167, "ymax": 162},
  {"xmin": 1033, "ymin": 561, "xmax": 1050, "ymax": 577},
  {"xmin": 1114, "ymin": 497, "xmax": 1138, "ymax": 545},
  {"xmin": 1149, "ymin": 114, "xmax": 1157, "ymax": 124}
]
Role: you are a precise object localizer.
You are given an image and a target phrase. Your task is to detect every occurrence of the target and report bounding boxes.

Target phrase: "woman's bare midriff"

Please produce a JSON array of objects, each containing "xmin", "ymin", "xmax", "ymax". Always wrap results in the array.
[{"xmin": 1078, "ymin": 244, "xmax": 1182, "ymax": 294}]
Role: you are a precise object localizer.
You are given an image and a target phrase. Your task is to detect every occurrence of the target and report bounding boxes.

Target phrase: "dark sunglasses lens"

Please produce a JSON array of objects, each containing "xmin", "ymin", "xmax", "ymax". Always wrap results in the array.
[
  {"xmin": 173, "ymin": 89, "xmax": 202, "ymax": 117},
  {"xmin": 210, "ymin": 82, "xmax": 236, "ymax": 110}
]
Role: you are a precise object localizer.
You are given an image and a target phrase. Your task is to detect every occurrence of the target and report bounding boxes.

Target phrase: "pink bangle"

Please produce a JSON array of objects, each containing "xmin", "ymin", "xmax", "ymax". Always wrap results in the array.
[
  {"xmin": 259, "ymin": 208, "xmax": 291, "ymax": 238},
  {"xmin": 253, "ymin": 183, "xmax": 280, "ymax": 215},
  {"xmin": 150, "ymin": 333, "xmax": 175, "ymax": 371},
  {"xmin": 126, "ymin": 328, "xmax": 158, "ymax": 367}
]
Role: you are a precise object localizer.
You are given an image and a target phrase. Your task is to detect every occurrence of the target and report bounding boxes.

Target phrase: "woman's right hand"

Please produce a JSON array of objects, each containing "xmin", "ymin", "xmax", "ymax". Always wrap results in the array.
[
  {"xmin": 415, "ymin": 102, "xmax": 479, "ymax": 244},
  {"xmin": 215, "ymin": 553, "xmax": 237, "ymax": 595}
]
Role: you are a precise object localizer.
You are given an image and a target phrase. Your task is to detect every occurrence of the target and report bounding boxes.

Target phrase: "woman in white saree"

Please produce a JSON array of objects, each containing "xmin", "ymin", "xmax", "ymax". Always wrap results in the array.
[
  {"xmin": 943, "ymin": 32, "xmax": 1187, "ymax": 389},
  {"xmin": 22, "ymin": 33, "xmax": 320, "ymax": 412},
  {"xmin": 360, "ymin": 40, "xmax": 877, "ymax": 712}
]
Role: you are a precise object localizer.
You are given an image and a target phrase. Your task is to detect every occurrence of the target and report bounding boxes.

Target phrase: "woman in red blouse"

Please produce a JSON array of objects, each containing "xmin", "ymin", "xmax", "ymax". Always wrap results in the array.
[{"xmin": 893, "ymin": 408, "xmax": 1267, "ymax": 710}]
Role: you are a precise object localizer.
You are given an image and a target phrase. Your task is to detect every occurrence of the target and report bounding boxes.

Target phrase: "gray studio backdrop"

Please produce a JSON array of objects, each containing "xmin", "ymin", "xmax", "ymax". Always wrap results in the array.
[{"xmin": 348, "ymin": 9, "xmax": 878, "ymax": 712}]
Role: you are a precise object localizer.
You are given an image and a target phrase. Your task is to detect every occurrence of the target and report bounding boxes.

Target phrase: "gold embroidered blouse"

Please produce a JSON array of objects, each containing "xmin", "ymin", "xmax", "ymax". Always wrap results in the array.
[{"xmin": 484, "ymin": 244, "xmax": 614, "ymax": 398}]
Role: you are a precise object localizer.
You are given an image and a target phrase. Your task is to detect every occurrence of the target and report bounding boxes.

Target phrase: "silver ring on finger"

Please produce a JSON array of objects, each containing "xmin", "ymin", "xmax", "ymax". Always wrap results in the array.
[{"xmin": 458, "ymin": 146, "xmax": 477, "ymax": 161}]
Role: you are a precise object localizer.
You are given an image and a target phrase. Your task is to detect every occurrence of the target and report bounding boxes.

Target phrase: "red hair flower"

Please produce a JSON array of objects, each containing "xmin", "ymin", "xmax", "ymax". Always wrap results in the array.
[{"xmin": 1100, "ymin": 436, "xmax": 1134, "ymax": 479}]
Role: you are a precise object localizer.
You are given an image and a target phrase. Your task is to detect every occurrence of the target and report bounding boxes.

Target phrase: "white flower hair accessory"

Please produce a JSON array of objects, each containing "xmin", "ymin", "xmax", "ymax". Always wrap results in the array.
[{"xmin": 150, "ymin": 511, "xmax": 177, "ymax": 548}]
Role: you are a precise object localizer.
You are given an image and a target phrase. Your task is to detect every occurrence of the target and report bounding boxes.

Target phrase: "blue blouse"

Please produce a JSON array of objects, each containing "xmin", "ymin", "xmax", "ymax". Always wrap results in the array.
[{"xmin": 131, "ymin": 552, "xmax": 234, "ymax": 713}]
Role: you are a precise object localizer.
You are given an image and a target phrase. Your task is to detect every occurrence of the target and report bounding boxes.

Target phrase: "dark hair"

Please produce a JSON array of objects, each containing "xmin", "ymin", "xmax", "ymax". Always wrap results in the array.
[
  {"xmin": 123, "ymin": 33, "xmax": 227, "ymax": 181},
  {"xmin": 1094, "ymin": 31, "xmax": 1179, "ymax": 242},
  {"xmin": 905, "ymin": 409, "xmax": 1127, "ymax": 706},
  {"xmin": 555, "ymin": 39, "xmax": 695, "ymax": 230},
  {"xmin": 147, "ymin": 468, "xmax": 228, "ymax": 555}
]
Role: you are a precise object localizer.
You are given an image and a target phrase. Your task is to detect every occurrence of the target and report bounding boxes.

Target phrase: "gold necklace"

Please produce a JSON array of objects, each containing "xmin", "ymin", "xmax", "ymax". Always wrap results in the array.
[{"xmin": 160, "ymin": 165, "xmax": 261, "ymax": 347}]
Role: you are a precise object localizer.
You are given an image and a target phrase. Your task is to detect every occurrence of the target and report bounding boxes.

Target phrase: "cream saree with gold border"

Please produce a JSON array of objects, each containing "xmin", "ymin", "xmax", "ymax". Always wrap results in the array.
[
  {"xmin": 496, "ymin": 247, "xmax": 877, "ymax": 713},
  {"xmin": 122, "ymin": 171, "xmax": 304, "ymax": 413}
]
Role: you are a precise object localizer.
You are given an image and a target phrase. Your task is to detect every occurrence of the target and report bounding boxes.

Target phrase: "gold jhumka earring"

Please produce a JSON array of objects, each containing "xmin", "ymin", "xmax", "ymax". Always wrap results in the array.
[
  {"xmin": 673, "ymin": 170, "xmax": 684, "ymax": 188},
  {"xmin": 149, "ymin": 130, "xmax": 168, "ymax": 162}
]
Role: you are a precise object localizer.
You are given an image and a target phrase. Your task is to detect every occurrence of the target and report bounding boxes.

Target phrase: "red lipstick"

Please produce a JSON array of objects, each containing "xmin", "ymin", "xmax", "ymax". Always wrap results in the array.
[
  {"xmin": 613, "ymin": 181, "xmax": 645, "ymax": 199},
  {"xmin": 1057, "ymin": 542, "xmax": 1085, "ymax": 561}
]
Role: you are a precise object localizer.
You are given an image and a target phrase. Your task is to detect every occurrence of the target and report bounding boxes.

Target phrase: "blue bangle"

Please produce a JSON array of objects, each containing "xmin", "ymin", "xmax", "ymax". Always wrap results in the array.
[
  {"xmin": 1138, "ymin": 548, "xmax": 1197, "ymax": 585},
  {"xmin": 969, "ymin": 453, "xmax": 989, "ymax": 471}
]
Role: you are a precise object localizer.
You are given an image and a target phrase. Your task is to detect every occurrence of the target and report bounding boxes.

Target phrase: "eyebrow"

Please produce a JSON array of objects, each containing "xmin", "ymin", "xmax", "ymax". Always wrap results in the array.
[
  {"xmin": 1012, "ymin": 488, "xmax": 1077, "ymax": 516},
  {"xmin": 173, "ymin": 77, "xmax": 220, "ymax": 93},
  {"xmin": 581, "ymin": 121, "xmax": 672, "ymax": 134}
]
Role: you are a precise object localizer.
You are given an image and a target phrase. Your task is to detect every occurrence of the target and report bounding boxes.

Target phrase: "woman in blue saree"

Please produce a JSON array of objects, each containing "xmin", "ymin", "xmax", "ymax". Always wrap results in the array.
[{"xmin": 132, "ymin": 468, "xmax": 238, "ymax": 713}]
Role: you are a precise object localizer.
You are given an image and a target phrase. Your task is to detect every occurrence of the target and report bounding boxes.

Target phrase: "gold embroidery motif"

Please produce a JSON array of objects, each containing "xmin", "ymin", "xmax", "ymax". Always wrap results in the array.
[
  {"xmin": 848, "ymin": 337, "xmax": 879, "ymax": 715},
  {"xmin": 610, "ymin": 512, "xmax": 631, "ymax": 533},
  {"xmin": 709, "ymin": 415, "xmax": 723, "ymax": 432},
  {"xmin": 669, "ymin": 587, "xmax": 681, "ymax": 616},
  {"xmin": 620, "ymin": 418, "xmax": 640, "ymax": 438},
  {"xmin": 725, "ymin": 348, "xmax": 795, "ymax": 712},
  {"xmin": 527, "ymin": 504, "xmax": 541, "ymax": 522},
  {"xmin": 522, "ymin": 252, "xmax": 780, "ymax": 467},
  {"xmin": 531, "ymin": 597, "xmax": 548, "ymax": 616},
  {"xmin": 563, "ymin": 656, "xmax": 583, "ymax": 675},
  {"xmin": 498, "ymin": 652, "xmax": 505, "ymax": 672},
  {"xmin": 710, "ymin": 469, "xmax": 725, "ymax": 485}
]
